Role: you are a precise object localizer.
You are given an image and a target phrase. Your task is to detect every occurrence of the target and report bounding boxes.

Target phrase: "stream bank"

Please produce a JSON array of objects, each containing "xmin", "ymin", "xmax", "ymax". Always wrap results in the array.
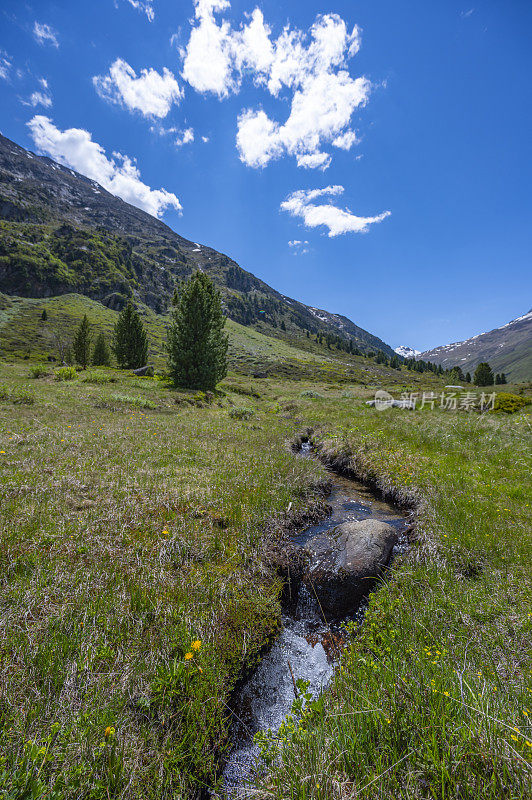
[{"xmin": 216, "ymin": 435, "xmax": 414, "ymax": 798}]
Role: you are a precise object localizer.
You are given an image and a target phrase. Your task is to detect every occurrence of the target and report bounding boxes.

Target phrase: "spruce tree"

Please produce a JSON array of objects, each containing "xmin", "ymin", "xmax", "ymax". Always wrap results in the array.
[
  {"xmin": 113, "ymin": 302, "xmax": 148, "ymax": 369},
  {"xmin": 495, "ymin": 373, "xmax": 501, "ymax": 385},
  {"xmin": 166, "ymin": 271, "xmax": 228, "ymax": 390},
  {"xmin": 92, "ymin": 332, "xmax": 111, "ymax": 366},
  {"xmin": 473, "ymin": 362, "xmax": 494, "ymax": 386},
  {"xmin": 465, "ymin": 372, "xmax": 471, "ymax": 383},
  {"xmin": 500, "ymin": 373, "xmax": 507, "ymax": 384},
  {"xmin": 41, "ymin": 309, "xmax": 47, "ymax": 321},
  {"xmin": 72, "ymin": 315, "xmax": 91, "ymax": 369}
]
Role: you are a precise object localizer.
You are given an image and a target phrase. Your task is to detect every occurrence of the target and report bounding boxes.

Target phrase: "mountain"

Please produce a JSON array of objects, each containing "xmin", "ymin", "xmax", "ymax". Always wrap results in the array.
[
  {"xmin": 419, "ymin": 310, "xmax": 532, "ymax": 381},
  {"xmin": 394, "ymin": 345, "xmax": 420, "ymax": 359},
  {"xmin": 0, "ymin": 133, "xmax": 394, "ymax": 357}
]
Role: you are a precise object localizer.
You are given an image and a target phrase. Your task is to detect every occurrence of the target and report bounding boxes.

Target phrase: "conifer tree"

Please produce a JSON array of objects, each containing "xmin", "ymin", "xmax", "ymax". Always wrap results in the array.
[
  {"xmin": 465, "ymin": 372, "xmax": 471, "ymax": 383},
  {"xmin": 41, "ymin": 309, "xmax": 47, "ymax": 321},
  {"xmin": 72, "ymin": 315, "xmax": 91, "ymax": 369},
  {"xmin": 113, "ymin": 302, "xmax": 148, "ymax": 369},
  {"xmin": 473, "ymin": 362, "xmax": 494, "ymax": 386},
  {"xmin": 92, "ymin": 332, "xmax": 111, "ymax": 366},
  {"xmin": 166, "ymin": 271, "xmax": 228, "ymax": 390},
  {"xmin": 495, "ymin": 373, "xmax": 501, "ymax": 385},
  {"xmin": 500, "ymin": 373, "xmax": 507, "ymax": 384}
]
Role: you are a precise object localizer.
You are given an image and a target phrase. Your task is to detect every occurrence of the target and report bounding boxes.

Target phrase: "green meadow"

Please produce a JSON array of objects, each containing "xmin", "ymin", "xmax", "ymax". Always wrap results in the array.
[{"xmin": 0, "ymin": 361, "xmax": 530, "ymax": 799}]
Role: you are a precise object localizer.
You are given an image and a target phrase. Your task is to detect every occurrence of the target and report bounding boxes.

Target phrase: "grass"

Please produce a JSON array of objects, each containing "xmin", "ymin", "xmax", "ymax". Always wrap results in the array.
[
  {"xmin": 0, "ymin": 362, "xmax": 530, "ymax": 799},
  {"xmin": 0, "ymin": 291, "xmax": 452, "ymax": 385},
  {"xmin": 250, "ymin": 391, "xmax": 532, "ymax": 799}
]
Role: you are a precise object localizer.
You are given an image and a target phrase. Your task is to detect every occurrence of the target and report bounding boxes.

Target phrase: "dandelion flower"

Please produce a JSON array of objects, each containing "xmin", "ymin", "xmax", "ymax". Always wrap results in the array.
[
  {"xmin": 191, "ymin": 640, "xmax": 201, "ymax": 651},
  {"xmin": 184, "ymin": 652, "xmax": 193, "ymax": 661},
  {"xmin": 104, "ymin": 726, "xmax": 115, "ymax": 739}
]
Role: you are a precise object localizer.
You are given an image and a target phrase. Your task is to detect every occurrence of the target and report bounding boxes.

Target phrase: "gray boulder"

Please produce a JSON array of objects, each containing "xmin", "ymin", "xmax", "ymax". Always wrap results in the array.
[
  {"xmin": 303, "ymin": 520, "xmax": 396, "ymax": 616},
  {"xmin": 132, "ymin": 365, "xmax": 154, "ymax": 377}
]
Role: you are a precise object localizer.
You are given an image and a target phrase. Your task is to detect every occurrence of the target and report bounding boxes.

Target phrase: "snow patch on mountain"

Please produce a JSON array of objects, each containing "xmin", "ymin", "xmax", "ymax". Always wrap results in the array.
[{"xmin": 395, "ymin": 345, "xmax": 421, "ymax": 359}]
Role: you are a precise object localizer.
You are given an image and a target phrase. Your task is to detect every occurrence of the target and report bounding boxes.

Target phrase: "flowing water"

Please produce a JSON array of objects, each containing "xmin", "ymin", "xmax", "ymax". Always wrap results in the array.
[{"xmin": 220, "ymin": 448, "xmax": 410, "ymax": 798}]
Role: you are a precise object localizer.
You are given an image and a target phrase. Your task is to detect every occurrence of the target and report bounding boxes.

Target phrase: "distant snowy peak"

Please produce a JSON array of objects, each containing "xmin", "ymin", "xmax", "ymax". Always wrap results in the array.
[{"xmin": 395, "ymin": 345, "xmax": 421, "ymax": 359}]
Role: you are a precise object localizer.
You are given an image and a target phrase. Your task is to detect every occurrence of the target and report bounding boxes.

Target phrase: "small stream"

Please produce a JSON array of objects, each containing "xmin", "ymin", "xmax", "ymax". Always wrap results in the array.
[{"xmin": 220, "ymin": 446, "xmax": 410, "ymax": 798}]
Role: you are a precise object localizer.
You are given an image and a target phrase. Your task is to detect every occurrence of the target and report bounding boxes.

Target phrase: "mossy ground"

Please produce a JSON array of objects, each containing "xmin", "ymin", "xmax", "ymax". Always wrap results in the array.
[{"xmin": 0, "ymin": 362, "xmax": 530, "ymax": 799}]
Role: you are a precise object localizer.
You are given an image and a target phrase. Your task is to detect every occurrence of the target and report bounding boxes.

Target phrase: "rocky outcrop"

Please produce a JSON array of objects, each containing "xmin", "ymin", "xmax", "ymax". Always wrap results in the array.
[{"xmin": 303, "ymin": 519, "xmax": 396, "ymax": 616}]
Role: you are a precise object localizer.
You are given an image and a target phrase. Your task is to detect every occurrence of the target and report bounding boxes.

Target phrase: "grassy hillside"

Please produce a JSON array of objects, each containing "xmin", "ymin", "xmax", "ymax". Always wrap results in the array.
[
  {"xmin": 0, "ymin": 291, "xmax": 439, "ymax": 385},
  {"xmin": 0, "ymin": 363, "xmax": 530, "ymax": 798}
]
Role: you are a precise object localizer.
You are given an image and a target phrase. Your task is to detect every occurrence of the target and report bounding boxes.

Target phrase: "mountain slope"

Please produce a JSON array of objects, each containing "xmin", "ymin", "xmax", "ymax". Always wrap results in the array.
[
  {"xmin": 0, "ymin": 133, "xmax": 394, "ymax": 357},
  {"xmin": 419, "ymin": 310, "xmax": 532, "ymax": 381}
]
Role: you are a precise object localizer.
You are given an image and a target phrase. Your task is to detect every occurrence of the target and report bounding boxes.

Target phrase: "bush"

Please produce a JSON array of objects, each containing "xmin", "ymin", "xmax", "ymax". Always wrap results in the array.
[
  {"xmin": 300, "ymin": 390, "xmax": 322, "ymax": 399},
  {"xmin": 341, "ymin": 390, "xmax": 356, "ymax": 398},
  {"xmin": 54, "ymin": 366, "xmax": 77, "ymax": 381},
  {"xmin": 493, "ymin": 392, "xmax": 530, "ymax": 414},
  {"xmin": 28, "ymin": 364, "xmax": 50, "ymax": 379},
  {"xmin": 0, "ymin": 384, "xmax": 35, "ymax": 404},
  {"xmin": 229, "ymin": 407, "xmax": 255, "ymax": 420},
  {"xmin": 109, "ymin": 393, "xmax": 157, "ymax": 409},
  {"xmin": 81, "ymin": 371, "xmax": 117, "ymax": 384}
]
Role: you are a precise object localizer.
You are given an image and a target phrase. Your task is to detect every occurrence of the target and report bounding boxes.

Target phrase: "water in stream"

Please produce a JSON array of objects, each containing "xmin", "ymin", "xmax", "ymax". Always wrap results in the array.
[{"xmin": 220, "ymin": 452, "xmax": 410, "ymax": 798}]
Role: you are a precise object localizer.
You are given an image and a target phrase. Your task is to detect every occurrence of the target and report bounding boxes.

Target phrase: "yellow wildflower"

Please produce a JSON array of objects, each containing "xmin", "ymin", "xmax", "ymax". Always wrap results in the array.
[
  {"xmin": 184, "ymin": 652, "xmax": 193, "ymax": 661},
  {"xmin": 104, "ymin": 726, "xmax": 115, "ymax": 739},
  {"xmin": 191, "ymin": 640, "xmax": 201, "ymax": 651}
]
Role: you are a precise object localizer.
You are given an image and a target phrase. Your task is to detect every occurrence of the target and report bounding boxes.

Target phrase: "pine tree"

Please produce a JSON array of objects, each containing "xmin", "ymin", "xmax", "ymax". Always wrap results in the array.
[
  {"xmin": 92, "ymin": 332, "xmax": 111, "ymax": 366},
  {"xmin": 41, "ymin": 309, "xmax": 47, "ymax": 321},
  {"xmin": 495, "ymin": 373, "xmax": 501, "ymax": 385},
  {"xmin": 280, "ymin": 320, "xmax": 286, "ymax": 331},
  {"xmin": 72, "ymin": 315, "xmax": 91, "ymax": 369},
  {"xmin": 113, "ymin": 302, "xmax": 149, "ymax": 369},
  {"xmin": 473, "ymin": 362, "xmax": 494, "ymax": 386},
  {"xmin": 500, "ymin": 373, "xmax": 507, "ymax": 384},
  {"xmin": 465, "ymin": 372, "xmax": 471, "ymax": 383},
  {"xmin": 166, "ymin": 271, "xmax": 228, "ymax": 390}
]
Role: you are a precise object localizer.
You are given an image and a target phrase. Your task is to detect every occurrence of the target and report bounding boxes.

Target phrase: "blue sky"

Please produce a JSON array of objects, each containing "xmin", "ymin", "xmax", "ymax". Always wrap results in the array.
[{"xmin": 0, "ymin": 0, "xmax": 531, "ymax": 350}]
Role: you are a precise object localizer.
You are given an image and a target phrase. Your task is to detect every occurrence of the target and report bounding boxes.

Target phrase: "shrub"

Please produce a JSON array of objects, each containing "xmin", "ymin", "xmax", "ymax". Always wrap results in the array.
[
  {"xmin": 81, "ymin": 371, "xmax": 117, "ymax": 384},
  {"xmin": 54, "ymin": 366, "xmax": 77, "ymax": 381},
  {"xmin": 109, "ymin": 393, "xmax": 157, "ymax": 409},
  {"xmin": 28, "ymin": 364, "xmax": 50, "ymax": 379},
  {"xmin": 229, "ymin": 407, "xmax": 255, "ymax": 420},
  {"xmin": 493, "ymin": 392, "xmax": 530, "ymax": 414},
  {"xmin": 300, "ymin": 390, "xmax": 322, "ymax": 399},
  {"xmin": 0, "ymin": 384, "xmax": 35, "ymax": 404}
]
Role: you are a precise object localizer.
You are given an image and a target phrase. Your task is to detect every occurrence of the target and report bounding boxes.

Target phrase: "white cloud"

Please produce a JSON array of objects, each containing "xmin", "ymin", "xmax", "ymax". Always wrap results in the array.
[
  {"xmin": 288, "ymin": 238, "xmax": 309, "ymax": 254},
  {"xmin": 180, "ymin": 3, "xmax": 368, "ymax": 169},
  {"xmin": 281, "ymin": 186, "xmax": 390, "ymax": 237},
  {"xmin": 181, "ymin": 0, "xmax": 236, "ymax": 97},
  {"xmin": 332, "ymin": 129, "xmax": 358, "ymax": 150},
  {"xmin": 33, "ymin": 22, "xmax": 59, "ymax": 48},
  {"xmin": 123, "ymin": 0, "xmax": 155, "ymax": 22},
  {"xmin": 27, "ymin": 115, "xmax": 181, "ymax": 218},
  {"xmin": 296, "ymin": 152, "xmax": 331, "ymax": 170},
  {"xmin": 175, "ymin": 127, "xmax": 194, "ymax": 146},
  {"xmin": 24, "ymin": 78, "xmax": 52, "ymax": 108},
  {"xmin": 202, "ymin": 135, "xmax": 209, "ymax": 143},
  {"xmin": 93, "ymin": 58, "xmax": 182, "ymax": 119},
  {"xmin": 26, "ymin": 91, "xmax": 52, "ymax": 108},
  {"xmin": 0, "ymin": 51, "xmax": 11, "ymax": 80}
]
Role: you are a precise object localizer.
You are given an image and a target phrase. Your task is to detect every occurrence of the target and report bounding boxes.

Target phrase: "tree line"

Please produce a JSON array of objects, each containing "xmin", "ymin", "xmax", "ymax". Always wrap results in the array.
[{"xmin": 52, "ymin": 271, "xmax": 228, "ymax": 390}]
